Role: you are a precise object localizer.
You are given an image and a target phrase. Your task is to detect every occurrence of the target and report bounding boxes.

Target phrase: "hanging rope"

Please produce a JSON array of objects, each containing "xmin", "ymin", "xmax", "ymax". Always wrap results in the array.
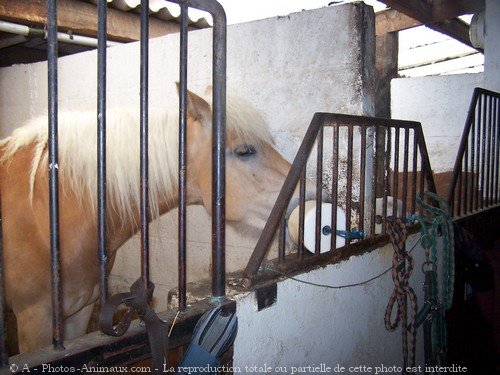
[
  {"xmin": 384, "ymin": 218, "xmax": 419, "ymax": 375},
  {"xmin": 416, "ymin": 192, "xmax": 455, "ymax": 367}
]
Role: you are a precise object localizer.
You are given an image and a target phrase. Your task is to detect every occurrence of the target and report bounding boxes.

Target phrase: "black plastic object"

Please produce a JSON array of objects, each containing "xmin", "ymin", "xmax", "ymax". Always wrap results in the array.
[{"xmin": 176, "ymin": 307, "xmax": 238, "ymax": 375}]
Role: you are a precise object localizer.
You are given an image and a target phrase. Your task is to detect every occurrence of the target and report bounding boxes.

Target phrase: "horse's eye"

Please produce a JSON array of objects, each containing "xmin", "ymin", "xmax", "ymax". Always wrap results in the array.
[{"xmin": 234, "ymin": 144, "xmax": 257, "ymax": 157}]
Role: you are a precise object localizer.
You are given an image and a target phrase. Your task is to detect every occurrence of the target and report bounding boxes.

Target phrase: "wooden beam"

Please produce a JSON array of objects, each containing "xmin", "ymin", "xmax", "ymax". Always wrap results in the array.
[
  {"xmin": 375, "ymin": 9, "xmax": 421, "ymax": 36},
  {"xmin": 376, "ymin": 0, "xmax": 483, "ymax": 50},
  {"xmin": 0, "ymin": 0, "xmax": 181, "ymax": 42},
  {"xmin": 378, "ymin": 0, "xmax": 484, "ymax": 23}
]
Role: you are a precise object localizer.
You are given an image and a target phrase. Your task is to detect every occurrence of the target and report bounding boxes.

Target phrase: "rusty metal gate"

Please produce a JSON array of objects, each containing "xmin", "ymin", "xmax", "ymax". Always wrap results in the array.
[{"xmin": 0, "ymin": 0, "xmax": 231, "ymax": 371}]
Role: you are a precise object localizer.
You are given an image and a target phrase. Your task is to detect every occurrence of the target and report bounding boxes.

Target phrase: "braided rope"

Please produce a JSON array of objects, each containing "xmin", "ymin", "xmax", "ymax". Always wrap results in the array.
[
  {"xmin": 385, "ymin": 218, "xmax": 419, "ymax": 374},
  {"xmin": 416, "ymin": 192, "xmax": 455, "ymax": 366}
]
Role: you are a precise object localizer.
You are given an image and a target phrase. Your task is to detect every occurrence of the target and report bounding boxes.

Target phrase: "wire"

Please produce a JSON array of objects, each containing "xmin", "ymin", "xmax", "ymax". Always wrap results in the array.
[{"xmin": 264, "ymin": 235, "xmax": 422, "ymax": 290}]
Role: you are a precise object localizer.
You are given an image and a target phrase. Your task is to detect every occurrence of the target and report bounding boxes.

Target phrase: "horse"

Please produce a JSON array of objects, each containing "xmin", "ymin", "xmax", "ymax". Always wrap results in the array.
[{"xmin": 0, "ymin": 88, "xmax": 315, "ymax": 353}]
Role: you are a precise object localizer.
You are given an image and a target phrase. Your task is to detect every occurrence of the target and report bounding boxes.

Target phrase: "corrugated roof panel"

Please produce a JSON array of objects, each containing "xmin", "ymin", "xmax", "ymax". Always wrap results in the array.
[{"xmin": 87, "ymin": 0, "xmax": 212, "ymax": 28}]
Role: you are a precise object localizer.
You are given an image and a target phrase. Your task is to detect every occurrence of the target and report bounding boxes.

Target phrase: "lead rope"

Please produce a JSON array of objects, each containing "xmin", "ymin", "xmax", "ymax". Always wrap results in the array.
[
  {"xmin": 385, "ymin": 218, "xmax": 419, "ymax": 375},
  {"xmin": 416, "ymin": 192, "xmax": 455, "ymax": 368}
]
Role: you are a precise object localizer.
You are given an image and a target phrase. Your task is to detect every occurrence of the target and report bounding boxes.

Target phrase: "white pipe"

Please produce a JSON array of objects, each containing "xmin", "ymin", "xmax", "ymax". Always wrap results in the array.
[{"xmin": 0, "ymin": 20, "xmax": 121, "ymax": 49}]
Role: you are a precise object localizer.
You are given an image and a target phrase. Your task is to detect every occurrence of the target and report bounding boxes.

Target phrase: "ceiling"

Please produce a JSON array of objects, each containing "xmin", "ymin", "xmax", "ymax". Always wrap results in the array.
[{"xmin": 0, "ymin": 0, "xmax": 486, "ymax": 68}]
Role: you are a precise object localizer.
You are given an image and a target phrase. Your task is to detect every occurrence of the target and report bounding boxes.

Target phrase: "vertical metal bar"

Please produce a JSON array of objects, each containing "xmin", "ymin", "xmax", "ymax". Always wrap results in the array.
[
  {"xmin": 0, "ymin": 202, "xmax": 8, "ymax": 366},
  {"xmin": 402, "ymin": 128, "xmax": 410, "ymax": 219},
  {"xmin": 210, "ymin": 7, "xmax": 227, "ymax": 298},
  {"xmin": 370, "ymin": 126, "xmax": 378, "ymax": 236},
  {"xmin": 298, "ymin": 171, "xmax": 306, "ymax": 260},
  {"xmin": 177, "ymin": 2, "xmax": 188, "ymax": 310},
  {"xmin": 278, "ymin": 214, "xmax": 286, "ymax": 264},
  {"xmin": 463, "ymin": 140, "xmax": 468, "ymax": 215},
  {"xmin": 331, "ymin": 126, "xmax": 339, "ymax": 249},
  {"xmin": 359, "ymin": 126, "xmax": 367, "ymax": 233},
  {"xmin": 494, "ymin": 97, "xmax": 500, "ymax": 204},
  {"xmin": 486, "ymin": 95, "xmax": 493, "ymax": 206},
  {"xmin": 480, "ymin": 95, "xmax": 487, "ymax": 210},
  {"xmin": 475, "ymin": 95, "xmax": 482, "ymax": 211},
  {"xmin": 47, "ymin": 0, "xmax": 64, "ymax": 351},
  {"xmin": 314, "ymin": 128, "xmax": 324, "ymax": 255},
  {"xmin": 346, "ymin": 125, "xmax": 353, "ymax": 245},
  {"xmin": 140, "ymin": 0, "xmax": 150, "ymax": 287},
  {"xmin": 383, "ymin": 128, "xmax": 391, "ymax": 231},
  {"xmin": 411, "ymin": 129, "xmax": 418, "ymax": 215},
  {"xmin": 97, "ymin": 0, "xmax": 108, "ymax": 307},
  {"xmin": 392, "ymin": 127, "xmax": 400, "ymax": 219},
  {"xmin": 469, "ymin": 115, "xmax": 475, "ymax": 213}
]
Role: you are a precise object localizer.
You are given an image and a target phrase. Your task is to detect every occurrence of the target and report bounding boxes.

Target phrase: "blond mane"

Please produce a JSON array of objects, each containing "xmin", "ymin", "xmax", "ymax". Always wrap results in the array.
[{"xmin": 0, "ymin": 96, "xmax": 273, "ymax": 222}]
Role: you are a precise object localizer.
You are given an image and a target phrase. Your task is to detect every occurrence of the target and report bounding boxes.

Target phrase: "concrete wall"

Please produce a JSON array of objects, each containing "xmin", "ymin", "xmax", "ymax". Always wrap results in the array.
[
  {"xmin": 484, "ymin": 0, "xmax": 500, "ymax": 92},
  {"xmin": 391, "ymin": 73, "xmax": 484, "ymax": 173},
  {"xmin": 233, "ymin": 234, "xmax": 428, "ymax": 370},
  {"xmin": 0, "ymin": 3, "xmax": 375, "ymax": 310}
]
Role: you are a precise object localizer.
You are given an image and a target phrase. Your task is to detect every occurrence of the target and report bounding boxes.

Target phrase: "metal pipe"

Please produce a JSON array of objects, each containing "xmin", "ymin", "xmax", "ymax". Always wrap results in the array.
[
  {"xmin": 177, "ymin": 1, "xmax": 188, "ymax": 310},
  {"xmin": 140, "ymin": 0, "xmax": 150, "ymax": 288},
  {"xmin": 0, "ymin": 202, "xmax": 8, "ymax": 366},
  {"xmin": 359, "ymin": 126, "xmax": 366, "ymax": 233},
  {"xmin": 97, "ymin": 0, "xmax": 108, "ymax": 307},
  {"xmin": 0, "ymin": 20, "xmax": 120, "ymax": 49},
  {"xmin": 330, "ymin": 126, "xmax": 339, "ymax": 250},
  {"xmin": 345, "ymin": 125, "xmax": 353, "ymax": 245},
  {"xmin": 314, "ymin": 128, "xmax": 324, "ymax": 255},
  {"xmin": 47, "ymin": 0, "xmax": 65, "ymax": 352},
  {"xmin": 209, "ymin": 3, "xmax": 227, "ymax": 299}
]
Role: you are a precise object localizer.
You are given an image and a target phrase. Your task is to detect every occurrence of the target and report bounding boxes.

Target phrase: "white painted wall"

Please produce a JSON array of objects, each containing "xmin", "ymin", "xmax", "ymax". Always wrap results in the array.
[
  {"xmin": 0, "ymin": 3, "xmax": 375, "ymax": 310},
  {"xmin": 484, "ymin": 0, "xmax": 500, "ymax": 92},
  {"xmin": 233, "ymin": 234, "xmax": 429, "ymax": 370},
  {"xmin": 391, "ymin": 73, "xmax": 484, "ymax": 173}
]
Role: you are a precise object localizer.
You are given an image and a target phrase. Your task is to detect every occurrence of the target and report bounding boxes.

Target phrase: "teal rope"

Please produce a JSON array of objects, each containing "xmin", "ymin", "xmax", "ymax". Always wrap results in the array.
[
  {"xmin": 416, "ymin": 192, "xmax": 455, "ymax": 310},
  {"xmin": 416, "ymin": 192, "xmax": 455, "ymax": 366}
]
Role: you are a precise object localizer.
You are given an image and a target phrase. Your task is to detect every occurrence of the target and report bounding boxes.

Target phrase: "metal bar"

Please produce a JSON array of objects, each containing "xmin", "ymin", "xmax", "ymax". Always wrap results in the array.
[
  {"xmin": 331, "ymin": 125, "xmax": 339, "ymax": 249},
  {"xmin": 139, "ymin": 0, "xmax": 150, "ymax": 287},
  {"xmin": 359, "ymin": 126, "xmax": 367, "ymax": 233},
  {"xmin": 278, "ymin": 214, "xmax": 286, "ymax": 264},
  {"xmin": 47, "ymin": 0, "xmax": 64, "ymax": 351},
  {"xmin": 345, "ymin": 125, "xmax": 353, "ymax": 245},
  {"xmin": 314, "ymin": 128, "xmax": 324, "ymax": 255},
  {"xmin": 494, "ymin": 98, "xmax": 500, "ymax": 203},
  {"xmin": 411, "ymin": 130, "xmax": 417, "ymax": 214},
  {"xmin": 480, "ymin": 94, "xmax": 487, "ymax": 210},
  {"xmin": 415, "ymin": 126, "xmax": 437, "ymax": 196},
  {"xmin": 392, "ymin": 127, "xmax": 400, "ymax": 219},
  {"xmin": 402, "ymin": 128, "xmax": 410, "ymax": 219},
  {"xmin": 177, "ymin": 2, "xmax": 188, "ymax": 310},
  {"xmin": 0, "ymin": 201, "xmax": 8, "ymax": 366},
  {"xmin": 298, "ymin": 171, "xmax": 306, "ymax": 260},
  {"xmin": 486, "ymin": 95, "xmax": 493, "ymax": 206},
  {"xmin": 475, "ymin": 95, "xmax": 482, "ymax": 211},
  {"xmin": 209, "ymin": 2, "xmax": 227, "ymax": 299},
  {"xmin": 97, "ymin": 0, "xmax": 108, "ymax": 308},
  {"xmin": 469, "ymin": 117, "xmax": 475, "ymax": 213},
  {"xmin": 462, "ymin": 139, "xmax": 468, "ymax": 215},
  {"xmin": 383, "ymin": 128, "xmax": 391, "ymax": 232},
  {"xmin": 370, "ymin": 126, "xmax": 378, "ymax": 236}
]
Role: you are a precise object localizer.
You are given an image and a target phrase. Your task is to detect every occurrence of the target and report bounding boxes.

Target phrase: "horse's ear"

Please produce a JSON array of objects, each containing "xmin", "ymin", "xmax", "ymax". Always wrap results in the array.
[{"xmin": 176, "ymin": 82, "xmax": 211, "ymax": 125}]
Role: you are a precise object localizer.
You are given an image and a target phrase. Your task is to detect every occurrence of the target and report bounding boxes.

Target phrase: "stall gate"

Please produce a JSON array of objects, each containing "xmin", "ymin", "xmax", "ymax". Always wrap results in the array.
[{"xmin": 0, "ymin": 0, "xmax": 231, "ymax": 371}]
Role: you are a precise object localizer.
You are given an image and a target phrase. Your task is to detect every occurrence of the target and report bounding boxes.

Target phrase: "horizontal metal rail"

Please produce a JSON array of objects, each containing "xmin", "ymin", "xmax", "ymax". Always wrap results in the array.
[
  {"xmin": 243, "ymin": 113, "xmax": 437, "ymax": 287},
  {"xmin": 447, "ymin": 87, "xmax": 500, "ymax": 218}
]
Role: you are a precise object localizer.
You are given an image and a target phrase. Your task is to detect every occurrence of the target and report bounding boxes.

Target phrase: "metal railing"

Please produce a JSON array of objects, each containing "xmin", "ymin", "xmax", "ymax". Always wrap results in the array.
[
  {"xmin": 447, "ymin": 87, "xmax": 500, "ymax": 218},
  {"xmin": 1, "ymin": 0, "xmax": 228, "ymax": 369},
  {"xmin": 243, "ymin": 113, "xmax": 437, "ymax": 286}
]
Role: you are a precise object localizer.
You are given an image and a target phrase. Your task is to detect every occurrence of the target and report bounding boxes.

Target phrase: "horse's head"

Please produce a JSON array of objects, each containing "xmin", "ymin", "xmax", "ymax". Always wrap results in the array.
[{"xmin": 183, "ymin": 89, "xmax": 316, "ymax": 236}]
